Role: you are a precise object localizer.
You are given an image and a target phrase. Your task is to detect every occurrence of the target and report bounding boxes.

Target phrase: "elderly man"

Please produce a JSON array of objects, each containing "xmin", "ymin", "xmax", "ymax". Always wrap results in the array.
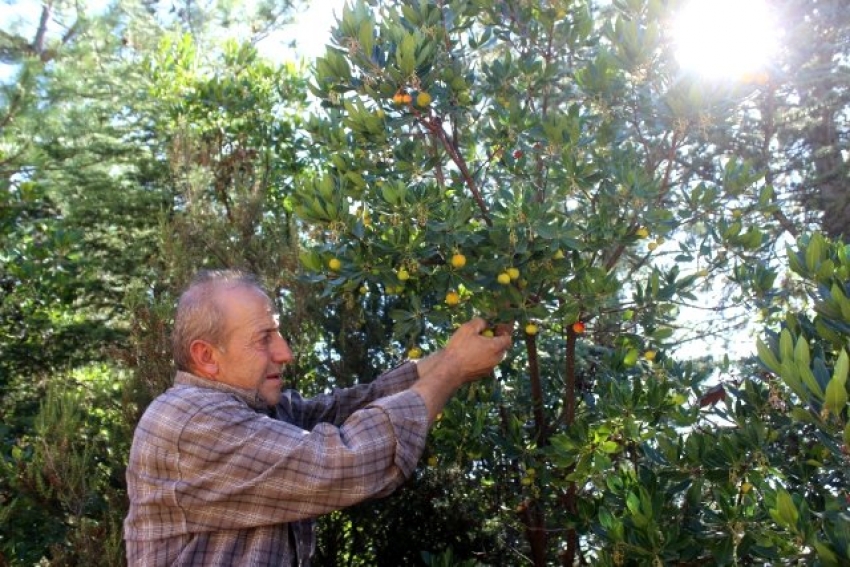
[{"xmin": 124, "ymin": 269, "xmax": 511, "ymax": 566}]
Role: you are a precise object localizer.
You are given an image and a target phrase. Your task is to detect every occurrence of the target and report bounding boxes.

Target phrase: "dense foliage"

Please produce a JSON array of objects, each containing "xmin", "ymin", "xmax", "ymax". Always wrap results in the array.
[
  {"xmin": 1, "ymin": 0, "xmax": 848, "ymax": 565},
  {"xmin": 298, "ymin": 0, "xmax": 850, "ymax": 564}
]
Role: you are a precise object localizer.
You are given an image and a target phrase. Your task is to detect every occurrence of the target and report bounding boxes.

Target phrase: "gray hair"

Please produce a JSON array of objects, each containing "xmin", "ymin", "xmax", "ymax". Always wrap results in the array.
[{"xmin": 171, "ymin": 269, "xmax": 265, "ymax": 372}]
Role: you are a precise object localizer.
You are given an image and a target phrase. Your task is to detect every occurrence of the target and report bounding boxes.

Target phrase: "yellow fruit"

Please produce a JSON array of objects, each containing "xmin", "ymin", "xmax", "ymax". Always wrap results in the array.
[
  {"xmin": 643, "ymin": 350, "xmax": 657, "ymax": 361},
  {"xmin": 450, "ymin": 253, "xmax": 467, "ymax": 269},
  {"xmin": 359, "ymin": 285, "xmax": 368, "ymax": 295},
  {"xmin": 445, "ymin": 291, "xmax": 460, "ymax": 306},
  {"xmin": 635, "ymin": 227, "xmax": 649, "ymax": 238},
  {"xmin": 328, "ymin": 258, "xmax": 342, "ymax": 271},
  {"xmin": 520, "ymin": 476, "xmax": 533, "ymax": 486},
  {"xmin": 696, "ymin": 269, "xmax": 709, "ymax": 277},
  {"xmin": 497, "ymin": 272, "xmax": 511, "ymax": 285},
  {"xmin": 507, "ymin": 267, "xmax": 520, "ymax": 280},
  {"xmin": 397, "ymin": 268, "xmax": 411, "ymax": 281},
  {"xmin": 427, "ymin": 456, "xmax": 438, "ymax": 467},
  {"xmin": 741, "ymin": 482, "xmax": 753, "ymax": 493},
  {"xmin": 647, "ymin": 242, "xmax": 658, "ymax": 251},
  {"xmin": 526, "ymin": 467, "xmax": 536, "ymax": 477},
  {"xmin": 553, "ymin": 249, "xmax": 565, "ymax": 260},
  {"xmin": 416, "ymin": 91, "xmax": 432, "ymax": 107},
  {"xmin": 408, "ymin": 346, "xmax": 422, "ymax": 359},
  {"xmin": 481, "ymin": 329, "xmax": 495, "ymax": 337},
  {"xmin": 525, "ymin": 323, "xmax": 539, "ymax": 336}
]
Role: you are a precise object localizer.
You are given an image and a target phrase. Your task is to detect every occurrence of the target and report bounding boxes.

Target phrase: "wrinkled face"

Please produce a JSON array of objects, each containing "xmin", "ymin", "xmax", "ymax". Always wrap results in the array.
[{"xmin": 212, "ymin": 285, "xmax": 293, "ymax": 406}]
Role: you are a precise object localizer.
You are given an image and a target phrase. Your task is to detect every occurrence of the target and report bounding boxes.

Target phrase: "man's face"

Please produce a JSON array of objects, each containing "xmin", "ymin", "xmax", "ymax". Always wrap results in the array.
[{"xmin": 212, "ymin": 285, "xmax": 293, "ymax": 406}]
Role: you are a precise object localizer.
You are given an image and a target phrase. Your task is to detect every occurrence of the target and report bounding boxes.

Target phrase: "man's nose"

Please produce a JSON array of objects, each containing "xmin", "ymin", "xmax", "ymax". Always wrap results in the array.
[{"xmin": 273, "ymin": 335, "xmax": 294, "ymax": 363}]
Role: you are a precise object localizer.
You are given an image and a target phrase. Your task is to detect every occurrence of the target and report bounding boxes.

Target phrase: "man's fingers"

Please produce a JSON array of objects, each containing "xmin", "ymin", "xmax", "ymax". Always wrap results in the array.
[
  {"xmin": 493, "ymin": 322, "xmax": 514, "ymax": 337},
  {"xmin": 464, "ymin": 317, "xmax": 488, "ymax": 335}
]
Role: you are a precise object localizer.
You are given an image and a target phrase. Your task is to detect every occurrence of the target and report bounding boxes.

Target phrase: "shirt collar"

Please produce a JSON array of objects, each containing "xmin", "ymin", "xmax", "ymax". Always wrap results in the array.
[{"xmin": 174, "ymin": 371, "xmax": 270, "ymax": 411}]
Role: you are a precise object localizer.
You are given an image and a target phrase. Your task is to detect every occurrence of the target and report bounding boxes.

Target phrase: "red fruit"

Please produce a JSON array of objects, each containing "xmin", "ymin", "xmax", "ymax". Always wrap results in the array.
[
  {"xmin": 513, "ymin": 149, "xmax": 524, "ymax": 159},
  {"xmin": 572, "ymin": 321, "xmax": 586, "ymax": 334}
]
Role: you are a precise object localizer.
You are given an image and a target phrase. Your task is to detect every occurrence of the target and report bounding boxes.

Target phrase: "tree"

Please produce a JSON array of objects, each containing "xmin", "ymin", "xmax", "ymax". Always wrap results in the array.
[
  {"xmin": 1, "ymin": 0, "xmax": 314, "ymax": 563},
  {"xmin": 691, "ymin": 0, "xmax": 850, "ymax": 242},
  {"xmin": 770, "ymin": 0, "xmax": 850, "ymax": 241},
  {"xmin": 0, "ymin": 0, "xmax": 168, "ymax": 382},
  {"xmin": 298, "ymin": 0, "xmax": 849, "ymax": 564},
  {"xmin": 2, "ymin": 4, "xmax": 170, "ymax": 558}
]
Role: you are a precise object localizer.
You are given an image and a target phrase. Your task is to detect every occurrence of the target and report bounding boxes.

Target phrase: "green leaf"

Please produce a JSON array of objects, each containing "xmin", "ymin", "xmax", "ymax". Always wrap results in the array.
[
  {"xmin": 793, "ymin": 336, "xmax": 810, "ymax": 367},
  {"xmin": 775, "ymin": 489, "xmax": 799, "ymax": 528},
  {"xmin": 834, "ymin": 350, "xmax": 848, "ymax": 386},
  {"xmin": 757, "ymin": 337, "xmax": 781, "ymax": 374},
  {"xmin": 830, "ymin": 283, "xmax": 850, "ymax": 320},
  {"xmin": 626, "ymin": 492, "xmax": 641, "ymax": 516},
  {"xmin": 779, "ymin": 329, "xmax": 794, "ymax": 363},
  {"xmin": 598, "ymin": 506, "xmax": 615, "ymax": 531},
  {"xmin": 806, "ymin": 233, "xmax": 825, "ymax": 272},
  {"xmin": 623, "ymin": 348, "xmax": 639, "ymax": 367},
  {"xmin": 816, "ymin": 259, "xmax": 835, "ymax": 282},
  {"xmin": 824, "ymin": 376, "xmax": 848, "ymax": 417},
  {"xmin": 787, "ymin": 245, "xmax": 804, "ymax": 275},
  {"xmin": 844, "ymin": 422, "xmax": 850, "ymax": 447},
  {"xmin": 780, "ymin": 360, "xmax": 807, "ymax": 400},
  {"xmin": 814, "ymin": 541, "xmax": 839, "ymax": 567},
  {"xmin": 299, "ymin": 250, "xmax": 323, "ymax": 271},
  {"xmin": 791, "ymin": 407, "xmax": 815, "ymax": 424},
  {"xmin": 397, "ymin": 32, "xmax": 417, "ymax": 76},
  {"xmin": 799, "ymin": 363, "xmax": 824, "ymax": 400},
  {"xmin": 758, "ymin": 183, "xmax": 774, "ymax": 206}
]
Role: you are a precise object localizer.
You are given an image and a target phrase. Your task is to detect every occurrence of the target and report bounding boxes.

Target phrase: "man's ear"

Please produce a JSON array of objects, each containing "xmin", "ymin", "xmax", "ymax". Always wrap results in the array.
[{"xmin": 189, "ymin": 339, "xmax": 219, "ymax": 378}]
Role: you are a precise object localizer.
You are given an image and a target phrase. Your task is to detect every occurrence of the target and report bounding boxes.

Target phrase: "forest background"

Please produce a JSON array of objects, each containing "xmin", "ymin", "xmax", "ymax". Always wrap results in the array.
[{"xmin": 1, "ymin": 0, "xmax": 849, "ymax": 565}]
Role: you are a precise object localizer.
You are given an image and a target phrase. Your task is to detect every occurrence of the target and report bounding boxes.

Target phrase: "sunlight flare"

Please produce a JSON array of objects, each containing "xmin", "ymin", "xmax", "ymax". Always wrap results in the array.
[{"xmin": 673, "ymin": 0, "xmax": 779, "ymax": 80}]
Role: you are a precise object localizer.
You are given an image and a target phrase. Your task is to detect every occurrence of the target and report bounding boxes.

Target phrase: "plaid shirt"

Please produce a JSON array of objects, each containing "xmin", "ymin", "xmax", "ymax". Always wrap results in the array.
[{"xmin": 124, "ymin": 362, "xmax": 427, "ymax": 567}]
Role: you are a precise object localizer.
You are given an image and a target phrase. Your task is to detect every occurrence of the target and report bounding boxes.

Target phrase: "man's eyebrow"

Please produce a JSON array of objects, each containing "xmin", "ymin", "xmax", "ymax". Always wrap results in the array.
[{"xmin": 262, "ymin": 322, "xmax": 281, "ymax": 333}]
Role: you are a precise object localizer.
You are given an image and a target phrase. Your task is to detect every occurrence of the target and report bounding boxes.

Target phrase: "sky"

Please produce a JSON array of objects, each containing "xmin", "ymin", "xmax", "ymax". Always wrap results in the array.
[
  {"xmin": 263, "ymin": 0, "xmax": 347, "ymax": 64},
  {"xmin": 0, "ymin": 0, "xmax": 345, "ymax": 65},
  {"xmin": 0, "ymin": 0, "xmax": 345, "ymax": 83}
]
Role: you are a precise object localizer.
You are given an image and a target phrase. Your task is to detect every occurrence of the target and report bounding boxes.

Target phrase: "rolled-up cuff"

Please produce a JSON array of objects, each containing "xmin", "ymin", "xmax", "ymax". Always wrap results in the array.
[{"xmin": 368, "ymin": 389, "xmax": 429, "ymax": 479}]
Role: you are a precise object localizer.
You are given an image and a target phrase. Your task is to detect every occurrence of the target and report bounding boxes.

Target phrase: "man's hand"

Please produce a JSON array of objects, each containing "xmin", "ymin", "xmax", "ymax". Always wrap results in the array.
[
  {"xmin": 411, "ymin": 318, "xmax": 512, "ymax": 422},
  {"xmin": 440, "ymin": 318, "xmax": 512, "ymax": 383}
]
